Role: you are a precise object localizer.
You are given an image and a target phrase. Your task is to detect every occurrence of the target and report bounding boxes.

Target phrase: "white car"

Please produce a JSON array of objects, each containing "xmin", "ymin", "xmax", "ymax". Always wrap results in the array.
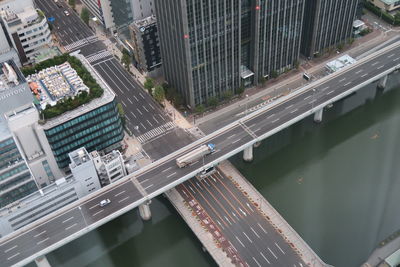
[
  {"xmin": 99, "ymin": 199, "xmax": 111, "ymax": 207},
  {"xmin": 64, "ymin": 10, "xmax": 70, "ymax": 16},
  {"xmin": 197, "ymin": 167, "xmax": 216, "ymax": 180}
]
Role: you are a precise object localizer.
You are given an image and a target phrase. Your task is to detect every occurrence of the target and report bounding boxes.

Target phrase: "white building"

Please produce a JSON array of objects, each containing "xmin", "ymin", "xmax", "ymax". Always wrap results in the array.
[
  {"xmin": 91, "ymin": 150, "xmax": 126, "ymax": 186},
  {"xmin": 82, "ymin": 0, "xmax": 154, "ymax": 32},
  {"xmin": 0, "ymin": 0, "xmax": 52, "ymax": 65}
]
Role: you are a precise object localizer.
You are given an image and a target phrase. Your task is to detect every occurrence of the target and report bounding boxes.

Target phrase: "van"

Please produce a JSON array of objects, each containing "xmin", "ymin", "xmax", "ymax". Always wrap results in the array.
[{"xmin": 197, "ymin": 167, "xmax": 216, "ymax": 180}]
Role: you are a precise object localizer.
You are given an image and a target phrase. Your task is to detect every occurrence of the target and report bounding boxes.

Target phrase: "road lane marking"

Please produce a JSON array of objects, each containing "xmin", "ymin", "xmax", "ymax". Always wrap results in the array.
[
  {"xmin": 250, "ymin": 227, "xmax": 260, "ymax": 238},
  {"xmin": 271, "ymin": 118, "xmax": 279, "ymax": 123},
  {"xmin": 114, "ymin": 190, "xmax": 126, "ymax": 197},
  {"xmin": 149, "ymin": 103, "xmax": 156, "ymax": 109},
  {"xmin": 258, "ymin": 223, "xmax": 268, "ymax": 234},
  {"xmin": 275, "ymin": 242, "xmax": 286, "ymax": 254},
  {"xmin": 146, "ymin": 119, "xmax": 153, "ymax": 127},
  {"xmin": 216, "ymin": 220, "xmax": 224, "ymax": 229},
  {"xmin": 89, "ymin": 204, "xmax": 98, "ymax": 210},
  {"xmin": 34, "ymin": 230, "xmax": 46, "ymax": 238},
  {"xmin": 153, "ymin": 116, "xmax": 159, "ymax": 124},
  {"xmin": 121, "ymin": 101, "xmax": 127, "ymax": 107},
  {"xmin": 62, "ymin": 217, "xmax": 74, "ymax": 224},
  {"xmin": 162, "ymin": 167, "xmax": 172, "ymax": 173},
  {"xmin": 136, "ymin": 108, "xmax": 143, "ymax": 115},
  {"xmin": 268, "ymin": 247, "xmax": 278, "ymax": 259},
  {"xmin": 355, "ymin": 69, "xmax": 363, "ymax": 74},
  {"xmin": 290, "ymin": 108, "xmax": 298, "ymax": 114},
  {"xmin": 127, "ymin": 98, "xmax": 133, "ymax": 104},
  {"xmin": 166, "ymin": 172, "xmax": 177, "ymax": 178},
  {"xmin": 393, "ymin": 57, "xmax": 400, "ymax": 61},
  {"xmin": 37, "ymin": 237, "xmax": 50, "ymax": 245},
  {"xmin": 235, "ymin": 236, "xmax": 245, "ymax": 247},
  {"xmin": 377, "ymin": 65, "xmax": 384, "ymax": 70},
  {"xmin": 343, "ymin": 82, "xmax": 351, "ymax": 86},
  {"xmin": 188, "ymin": 185, "xmax": 196, "ymax": 194},
  {"xmin": 140, "ymin": 178, "xmax": 149, "ymax": 183},
  {"xmin": 144, "ymin": 184, "xmax": 153, "ymax": 190},
  {"xmin": 254, "ymin": 128, "xmax": 261, "ymax": 132},
  {"xmin": 65, "ymin": 223, "xmax": 77, "ymax": 231},
  {"xmin": 143, "ymin": 106, "xmax": 149, "ymax": 112},
  {"xmin": 118, "ymin": 196, "xmax": 129, "ymax": 203},
  {"xmin": 309, "ymin": 99, "xmax": 317, "ymax": 104},
  {"xmin": 133, "ymin": 95, "xmax": 139, "ymax": 101},
  {"xmin": 267, "ymin": 113, "xmax": 276, "ymax": 118},
  {"xmin": 189, "ymin": 160, "xmax": 199, "ymax": 166},
  {"xmin": 327, "ymin": 90, "xmax": 334, "ymax": 95},
  {"xmin": 203, "ymin": 179, "xmax": 211, "ymax": 187},
  {"xmin": 339, "ymin": 78, "xmax": 346, "ymax": 82},
  {"xmin": 139, "ymin": 93, "xmax": 145, "ymax": 99},
  {"xmin": 232, "ymin": 138, "xmax": 241, "ymax": 144},
  {"xmin": 248, "ymin": 123, "xmax": 256, "ymax": 128},
  {"xmin": 196, "ymin": 181, "xmax": 203, "ymax": 189},
  {"xmin": 303, "ymin": 95, "xmax": 312, "ymax": 100},
  {"xmin": 371, "ymin": 61, "xmax": 379, "ymax": 66},
  {"xmin": 225, "ymin": 216, "xmax": 232, "ymax": 225},
  {"xmin": 4, "ymin": 245, "xmax": 17, "ymax": 253},
  {"xmin": 7, "ymin": 252, "xmax": 20, "ymax": 261},
  {"xmin": 321, "ymin": 86, "xmax": 329, "ymax": 91},
  {"xmin": 140, "ymin": 122, "xmax": 147, "ymax": 130},
  {"xmin": 253, "ymin": 257, "xmax": 262, "ymax": 267},
  {"xmin": 227, "ymin": 134, "xmax": 236, "ymax": 139},
  {"xmin": 243, "ymin": 232, "xmax": 253, "ymax": 243},
  {"xmin": 246, "ymin": 202, "xmax": 254, "ymax": 212},
  {"xmin": 92, "ymin": 210, "xmax": 104, "ymax": 217},
  {"xmin": 388, "ymin": 53, "xmax": 395, "ymax": 58},
  {"xmin": 130, "ymin": 111, "xmax": 137, "ymax": 118},
  {"xmin": 260, "ymin": 252, "xmax": 271, "ymax": 264},
  {"xmin": 361, "ymin": 73, "xmax": 368, "ymax": 78},
  {"xmin": 239, "ymin": 207, "xmax": 247, "ymax": 216},
  {"xmin": 285, "ymin": 104, "xmax": 293, "ymax": 110}
]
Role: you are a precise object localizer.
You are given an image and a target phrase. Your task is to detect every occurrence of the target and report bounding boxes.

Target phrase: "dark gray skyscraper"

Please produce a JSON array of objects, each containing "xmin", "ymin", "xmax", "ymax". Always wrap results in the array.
[{"xmin": 301, "ymin": 0, "xmax": 359, "ymax": 58}]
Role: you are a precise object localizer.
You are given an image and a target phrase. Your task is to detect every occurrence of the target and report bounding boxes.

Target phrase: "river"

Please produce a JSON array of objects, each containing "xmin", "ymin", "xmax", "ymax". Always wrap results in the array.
[{"xmin": 34, "ymin": 73, "xmax": 400, "ymax": 267}]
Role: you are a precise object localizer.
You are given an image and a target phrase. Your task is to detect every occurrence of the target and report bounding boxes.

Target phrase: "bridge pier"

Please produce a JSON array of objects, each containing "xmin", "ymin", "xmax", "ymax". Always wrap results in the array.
[
  {"xmin": 243, "ymin": 146, "xmax": 253, "ymax": 162},
  {"xmin": 378, "ymin": 75, "xmax": 388, "ymax": 89},
  {"xmin": 35, "ymin": 255, "xmax": 51, "ymax": 267},
  {"xmin": 139, "ymin": 202, "xmax": 152, "ymax": 221},
  {"xmin": 314, "ymin": 108, "xmax": 323, "ymax": 123}
]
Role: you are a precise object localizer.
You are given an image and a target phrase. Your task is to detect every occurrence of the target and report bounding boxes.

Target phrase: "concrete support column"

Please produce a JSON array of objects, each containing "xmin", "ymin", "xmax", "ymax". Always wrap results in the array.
[
  {"xmin": 139, "ymin": 202, "xmax": 152, "ymax": 221},
  {"xmin": 35, "ymin": 255, "xmax": 51, "ymax": 267},
  {"xmin": 314, "ymin": 108, "xmax": 323, "ymax": 123},
  {"xmin": 253, "ymin": 141, "xmax": 261, "ymax": 148},
  {"xmin": 243, "ymin": 145, "xmax": 253, "ymax": 162},
  {"xmin": 378, "ymin": 75, "xmax": 388, "ymax": 89}
]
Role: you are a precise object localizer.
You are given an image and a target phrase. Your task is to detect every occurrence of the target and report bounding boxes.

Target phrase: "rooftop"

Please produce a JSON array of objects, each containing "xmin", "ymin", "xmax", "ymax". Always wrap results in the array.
[
  {"xmin": 69, "ymin": 147, "xmax": 92, "ymax": 168},
  {"xmin": 26, "ymin": 62, "xmax": 89, "ymax": 110},
  {"xmin": 132, "ymin": 15, "xmax": 156, "ymax": 30}
]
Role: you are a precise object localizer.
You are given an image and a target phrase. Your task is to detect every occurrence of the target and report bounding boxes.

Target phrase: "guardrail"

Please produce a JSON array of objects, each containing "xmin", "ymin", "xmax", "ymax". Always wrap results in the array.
[{"xmin": 4, "ymin": 41, "xmax": 400, "ymax": 267}]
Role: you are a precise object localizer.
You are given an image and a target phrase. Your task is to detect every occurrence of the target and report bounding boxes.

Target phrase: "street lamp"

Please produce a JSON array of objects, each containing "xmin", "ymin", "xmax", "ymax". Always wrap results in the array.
[{"xmin": 245, "ymin": 94, "xmax": 249, "ymax": 116}]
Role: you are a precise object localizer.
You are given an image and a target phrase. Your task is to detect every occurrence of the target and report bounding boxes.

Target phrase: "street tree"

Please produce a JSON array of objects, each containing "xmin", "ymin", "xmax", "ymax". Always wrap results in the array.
[
  {"xmin": 207, "ymin": 96, "xmax": 218, "ymax": 108},
  {"xmin": 81, "ymin": 8, "xmax": 90, "ymax": 25},
  {"xmin": 144, "ymin": 77, "xmax": 154, "ymax": 93},
  {"xmin": 195, "ymin": 104, "xmax": 205, "ymax": 114},
  {"xmin": 153, "ymin": 85, "xmax": 165, "ymax": 103}
]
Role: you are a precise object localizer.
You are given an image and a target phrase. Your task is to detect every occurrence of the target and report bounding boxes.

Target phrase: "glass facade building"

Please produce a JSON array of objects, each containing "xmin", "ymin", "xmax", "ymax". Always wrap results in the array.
[
  {"xmin": 44, "ymin": 100, "xmax": 123, "ymax": 169},
  {"xmin": 301, "ymin": 0, "xmax": 359, "ymax": 57},
  {"xmin": 0, "ymin": 137, "xmax": 38, "ymax": 208},
  {"xmin": 155, "ymin": 0, "xmax": 305, "ymax": 107}
]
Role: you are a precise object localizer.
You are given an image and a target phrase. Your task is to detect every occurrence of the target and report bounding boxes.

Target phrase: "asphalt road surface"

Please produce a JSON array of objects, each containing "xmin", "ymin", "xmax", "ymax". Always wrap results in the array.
[
  {"xmin": 177, "ymin": 169, "xmax": 306, "ymax": 267},
  {"xmin": 35, "ymin": 0, "xmax": 176, "ymax": 154}
]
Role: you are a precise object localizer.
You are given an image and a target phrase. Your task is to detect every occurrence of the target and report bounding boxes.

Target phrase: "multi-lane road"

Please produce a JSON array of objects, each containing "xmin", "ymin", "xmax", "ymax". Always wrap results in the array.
[
  {"xmin": 35, "ymin": 0, "xmax": 180, "ymax": 150},
  {"xmin": 2, "ymin": 34, "xmax": 399, "ymax": 266},
  {"xmin": 177, "ymin": 169, "xmax": 306, "ymax": 267}
]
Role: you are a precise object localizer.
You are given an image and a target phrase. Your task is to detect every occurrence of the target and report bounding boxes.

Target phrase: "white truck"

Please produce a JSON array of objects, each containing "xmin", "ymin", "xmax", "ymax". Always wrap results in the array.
[{"xmin": 176, "ymin": 143, "xmax": 215, "ymax": 168}]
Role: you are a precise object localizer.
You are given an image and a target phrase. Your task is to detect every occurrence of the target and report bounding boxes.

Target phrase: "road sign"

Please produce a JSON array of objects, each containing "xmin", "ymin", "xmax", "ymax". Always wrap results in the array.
[{"xmin": 48, "ymin": 17, "xmax": 55, "ymax": 23}]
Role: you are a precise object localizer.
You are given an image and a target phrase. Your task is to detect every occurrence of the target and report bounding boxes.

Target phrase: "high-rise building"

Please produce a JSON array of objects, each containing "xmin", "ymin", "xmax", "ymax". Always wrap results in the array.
[
  {"xmin": 301, "ymin": 0, "xmax": 359, "ymax": 58},
  {"xmin": 0, "ymin": 0, "xmax": 52, "ymax": 65},
  {"xmin": 155, "ymin": 0, "xmax": 305, "ymax": 107},
  {"xmin": 82, "ymin": 0, "xmax": 154, "ymax": 32}
]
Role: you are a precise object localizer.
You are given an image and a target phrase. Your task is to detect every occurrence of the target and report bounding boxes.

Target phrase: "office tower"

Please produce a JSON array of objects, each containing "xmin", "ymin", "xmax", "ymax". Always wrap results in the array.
[
  {"xmin": 0, "ymin": 0, "xmax": 52, "ymax": 65},
  {"xmin": 82, "ymin": 0, "xmax": 154, "ymax": 32},
  {"xmin": 301, "ymin": 0, "xmax": 359, "ymax": 57},
  {"xmin": 155, "ymin": 0, "xmax": 305, "ymax": 107}
]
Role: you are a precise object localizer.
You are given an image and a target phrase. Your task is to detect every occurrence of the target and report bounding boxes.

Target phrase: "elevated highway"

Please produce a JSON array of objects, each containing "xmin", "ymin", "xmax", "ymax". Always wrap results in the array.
[{"xmin": 1, "ymin": 41, "xmax": 400, "ymax": 266}]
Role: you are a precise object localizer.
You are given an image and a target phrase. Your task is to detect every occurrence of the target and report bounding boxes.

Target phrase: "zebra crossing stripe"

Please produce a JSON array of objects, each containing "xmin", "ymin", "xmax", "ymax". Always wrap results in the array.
[
  {"xmin": 136, "ymin": 122, "xmax": 175, "ymax": 143},
  {"xmin": 86, "ymin": 50, "xmax": 113, "ymax": 63},
  {"xmin": 63, "ymin": 36, "xmax": 98, "ymax": 52}
]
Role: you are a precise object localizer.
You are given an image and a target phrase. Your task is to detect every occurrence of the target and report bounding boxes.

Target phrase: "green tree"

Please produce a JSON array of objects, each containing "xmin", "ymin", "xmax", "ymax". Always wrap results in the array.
[
  {"xmin": 337, "ymin": 43, "xmax": 344, "ymax": 51},
  {"xmin": 207, "ymin": 96, "xmax": 218, "ymax": 108},
  {"xmin": 271, "ymin": 70, "xmax": 279, "ymax": 79},
  {"xmin": 153, "ymin": 85, "xmax": 165, "ymax": 103},
  {"xmin": 294, "ymin": 60, "xmax": 300, "ymax": 69},
  {"xmin": 144, "ymin": 77, "xmax": 154, "ymax": 93},
  {"xmin": 222, "ymin": 90, "xmax": 233, "ymax": 101},
  {"xmin": 68, "ymin": 0, "xmax": 75, "ymax": 9},
  {"xmin": 81, "ymin": 8, "xmax": 90, "ymax": 25},
  {"xmin": 173, "ymin": 92, "xmax": 183, "ymax": 107},
  {"xmin": 195, "ymin": 104, "xmax": 205, "ymax": 114},
  {"xmin": 236, "ymin": 86, "xmax": 245, "ymax": 96}
]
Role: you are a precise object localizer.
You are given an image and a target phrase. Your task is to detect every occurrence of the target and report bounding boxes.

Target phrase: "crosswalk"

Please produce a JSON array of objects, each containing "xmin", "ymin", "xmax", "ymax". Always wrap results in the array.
[
  {"xmin": 136, "ymin": 122, "xmax": 175, "ymax": 144},
  {"xmin": 63, "ymin": 35, "xmax": 98, "ymax": 52},
  {"xmin": 85, "ymin": 50, "xmax": 113, "ymax": 63}
]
